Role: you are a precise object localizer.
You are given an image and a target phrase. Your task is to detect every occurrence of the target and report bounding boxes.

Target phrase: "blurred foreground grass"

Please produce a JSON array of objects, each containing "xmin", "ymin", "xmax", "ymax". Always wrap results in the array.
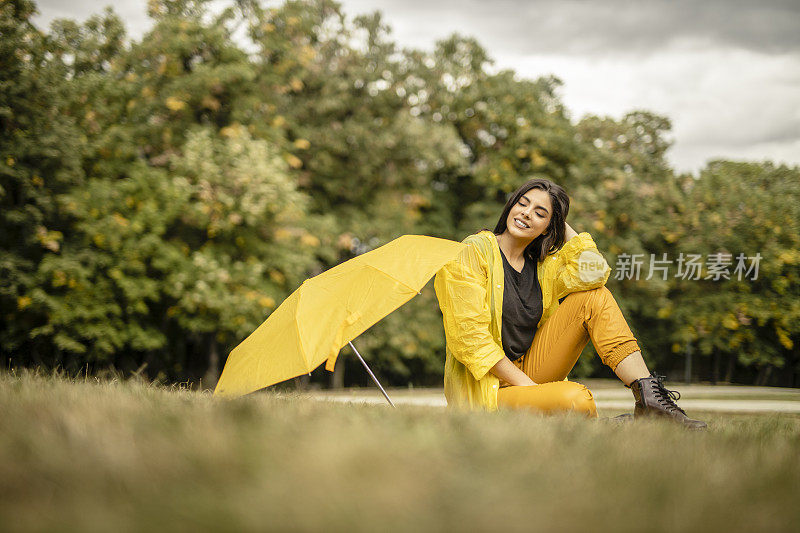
[{"xmin": 1, "ymin": 371, "xmax": 799, "ymax": 532}]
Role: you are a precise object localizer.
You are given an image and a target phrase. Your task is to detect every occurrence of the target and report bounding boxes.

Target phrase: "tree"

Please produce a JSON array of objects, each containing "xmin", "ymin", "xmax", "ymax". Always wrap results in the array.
[
  {"xmin": 0, "ymin": 0, "xmax": 87, "ymax": 361},
  {"xmin": 28, "ymin": 127, "xmax": 320, "ymax": 382},
  {"xmin": 669, "ymin": 161, "xmax": 800, "ymax": 385}
]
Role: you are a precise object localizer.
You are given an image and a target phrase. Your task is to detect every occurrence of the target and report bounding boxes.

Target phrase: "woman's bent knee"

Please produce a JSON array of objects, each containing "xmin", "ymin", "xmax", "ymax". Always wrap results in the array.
[
  {"xmin": 497, "ymin": 381, "xmax": 598, "ymax": 417},
  {"xmin": 560, "ymin": 382, "xmax": 598, "ymax": 418},
  {"xmin": 570, "ymin": 384, "xmax": 598, "ymax": 417}
]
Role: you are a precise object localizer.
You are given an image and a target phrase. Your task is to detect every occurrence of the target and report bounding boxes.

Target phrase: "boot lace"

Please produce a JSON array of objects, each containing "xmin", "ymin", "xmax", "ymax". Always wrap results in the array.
[{"xmin": 652, "ymin": 373, "xmax": 686, "ymax": 415}]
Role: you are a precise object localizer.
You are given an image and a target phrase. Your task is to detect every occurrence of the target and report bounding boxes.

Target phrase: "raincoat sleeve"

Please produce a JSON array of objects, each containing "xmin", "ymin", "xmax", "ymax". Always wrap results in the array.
[
  {"xmin": 551, "ymin": 232, "xmax": 611, "ymax": 301},
  {"xmin": 434, "ymin": 241, "xmax": 506, "ymax": 381}
]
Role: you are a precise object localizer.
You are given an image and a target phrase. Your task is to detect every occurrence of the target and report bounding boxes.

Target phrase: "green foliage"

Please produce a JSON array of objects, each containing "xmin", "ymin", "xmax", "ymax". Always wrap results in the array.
[
  {"xmin": 0, "ymin": 0, "xmax": 87, "ymax": 355},
  {"xmin": 668, "ymin": 161, "xmax": 800, "ymax": 381},
  {"xmin": 25, "ymin": 127, "xmax": 320, "ymax": 377}
]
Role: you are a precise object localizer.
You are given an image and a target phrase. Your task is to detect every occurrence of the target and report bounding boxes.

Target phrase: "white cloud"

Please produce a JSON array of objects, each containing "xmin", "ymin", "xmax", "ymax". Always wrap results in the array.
[{"xmin": 499, "ymin": 41, "xmax": 800, "ymax": 172}]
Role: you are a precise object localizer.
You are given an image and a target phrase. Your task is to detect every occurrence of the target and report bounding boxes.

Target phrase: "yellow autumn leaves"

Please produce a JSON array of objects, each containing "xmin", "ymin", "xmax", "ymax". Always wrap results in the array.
[{"xmin": 165, "ymin": 96, "xmax": 186, "ymax": 111}]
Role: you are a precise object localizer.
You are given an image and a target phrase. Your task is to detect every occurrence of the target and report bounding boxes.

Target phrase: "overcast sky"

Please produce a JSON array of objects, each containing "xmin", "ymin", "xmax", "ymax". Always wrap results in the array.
[{"xmin": 33, "ymin": 0, "xmax": 800, "ymax": 174}]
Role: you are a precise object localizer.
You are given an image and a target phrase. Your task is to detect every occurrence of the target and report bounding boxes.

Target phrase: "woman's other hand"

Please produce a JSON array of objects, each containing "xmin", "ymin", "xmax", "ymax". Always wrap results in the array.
[{"xmin": 490, "ymin": 356, "xmax": 538, "ymax": 386}]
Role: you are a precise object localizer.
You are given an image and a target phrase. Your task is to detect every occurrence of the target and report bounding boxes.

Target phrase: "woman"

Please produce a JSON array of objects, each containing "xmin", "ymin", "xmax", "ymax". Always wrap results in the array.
[{"xmin": 433, "ymin": 178, "xmax": 705, "ymax": 428}]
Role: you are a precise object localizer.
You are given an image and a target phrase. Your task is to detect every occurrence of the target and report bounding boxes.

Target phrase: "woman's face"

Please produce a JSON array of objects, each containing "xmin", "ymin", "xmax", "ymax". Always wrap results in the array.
[{"xmin": 505, "ymin": 187, "xmax": 553, "ymax": 240}]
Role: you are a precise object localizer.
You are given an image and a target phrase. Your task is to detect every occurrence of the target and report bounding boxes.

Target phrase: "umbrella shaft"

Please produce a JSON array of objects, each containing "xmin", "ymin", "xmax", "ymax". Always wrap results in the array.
[{"xmin": 348, "ymin": 342, "xmax": 395, "ymax": 408}]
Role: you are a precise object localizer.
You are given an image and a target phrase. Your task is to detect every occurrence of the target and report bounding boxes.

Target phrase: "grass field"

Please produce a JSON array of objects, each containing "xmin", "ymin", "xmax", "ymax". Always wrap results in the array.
[{"xmin": 2, "ymin": 371, "xmax": 799, "ymax": 532}]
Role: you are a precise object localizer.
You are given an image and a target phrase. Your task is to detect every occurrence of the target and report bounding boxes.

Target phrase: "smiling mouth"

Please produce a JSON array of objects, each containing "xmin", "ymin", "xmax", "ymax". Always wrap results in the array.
[{"xmin": 514, "ymin": 218, "xmax": 530, "ymax": 229}]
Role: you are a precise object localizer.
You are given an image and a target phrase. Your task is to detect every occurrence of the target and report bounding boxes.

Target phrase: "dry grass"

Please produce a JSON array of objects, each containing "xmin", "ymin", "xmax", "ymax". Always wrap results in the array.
[{"xmin": 1, "ymin": 370, "xmax": 799, "ymax": 532}]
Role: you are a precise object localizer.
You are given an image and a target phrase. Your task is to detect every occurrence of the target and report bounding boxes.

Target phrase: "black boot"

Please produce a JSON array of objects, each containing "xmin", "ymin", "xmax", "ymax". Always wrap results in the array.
[{"xmin": 630, "ymin": 372, "xmax": 707, "ymax": 429}]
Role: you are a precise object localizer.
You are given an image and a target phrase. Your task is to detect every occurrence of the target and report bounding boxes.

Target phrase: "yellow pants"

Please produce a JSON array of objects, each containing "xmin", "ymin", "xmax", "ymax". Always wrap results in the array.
[{"xmin": 497, "ymin": 286, "xmax": 640, "ymax": 417}]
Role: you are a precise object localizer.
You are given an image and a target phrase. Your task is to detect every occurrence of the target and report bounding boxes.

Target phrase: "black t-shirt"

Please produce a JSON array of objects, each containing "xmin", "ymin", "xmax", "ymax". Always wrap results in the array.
[{"xmin": 499, "ymin": 249, "xmax": 543, "ymax": 361}]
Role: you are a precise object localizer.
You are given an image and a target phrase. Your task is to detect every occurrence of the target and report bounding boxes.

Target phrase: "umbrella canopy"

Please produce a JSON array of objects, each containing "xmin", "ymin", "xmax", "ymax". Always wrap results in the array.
[{"xmin": 214, "ymin": 234, "xmax": 466, "ymax": 398}]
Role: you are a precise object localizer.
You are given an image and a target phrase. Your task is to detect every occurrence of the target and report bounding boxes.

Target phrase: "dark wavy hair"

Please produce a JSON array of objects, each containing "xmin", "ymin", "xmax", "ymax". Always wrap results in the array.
[{"xmin": 492, "ymin": 178, "xmax": 571, "ymax": 263}]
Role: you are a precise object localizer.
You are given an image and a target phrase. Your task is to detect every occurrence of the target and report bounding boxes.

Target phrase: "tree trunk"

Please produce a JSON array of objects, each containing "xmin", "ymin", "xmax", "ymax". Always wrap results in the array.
[
  {"xmin": 203, "ymin": 337, "xmax": 219, "ymax": 390},
  {"xmin": 785, "ymin": 350, "xmax": 799, "ymax": 388},
  {"xmin": 712, "ymin": 351, "xmax": 720, "ymax": 384},
  {"xmin": 329, "ymin": 357, "xmax": 345, "ymax": 389},
  {"xmin": 724, "ymin": 353, "xmax": 736, "ymax": 383},
  {"xmin": 763, "ymin": 365, "xmax": 773, "ymax": 386},
  {"xmin": 755, "ymin": 364, "xmax": 773, "ymax": 386}
]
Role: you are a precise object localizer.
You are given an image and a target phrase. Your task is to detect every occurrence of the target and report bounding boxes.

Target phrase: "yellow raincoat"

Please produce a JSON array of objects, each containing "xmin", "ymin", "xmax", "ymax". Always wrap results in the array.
[{"xmin": 433, "ymin": 230, "xmax": 611, "ymax": 411}]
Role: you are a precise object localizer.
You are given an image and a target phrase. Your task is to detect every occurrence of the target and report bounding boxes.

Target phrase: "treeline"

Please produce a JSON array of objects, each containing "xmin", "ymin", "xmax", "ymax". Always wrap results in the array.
[{"xmin": 2, "ymin": 0, "xmax": 798, "ymax": 387}]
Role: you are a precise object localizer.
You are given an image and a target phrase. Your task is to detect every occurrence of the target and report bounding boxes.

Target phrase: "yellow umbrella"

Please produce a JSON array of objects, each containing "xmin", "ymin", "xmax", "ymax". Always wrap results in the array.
[{"xmin": 213, "ymin": 234, "xmax": 466, "ymax": 399}]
